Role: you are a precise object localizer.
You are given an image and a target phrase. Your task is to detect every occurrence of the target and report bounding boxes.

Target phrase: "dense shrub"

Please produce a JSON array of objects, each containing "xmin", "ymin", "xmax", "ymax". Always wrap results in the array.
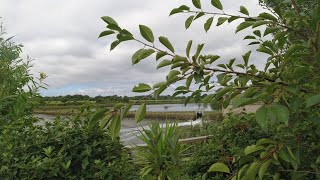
[
  {"xmin": 0, "ymin": 108, "xmax": 139, "ymax": 179},
  {"xmin": 184, "ymin": 113, "xmax": 270, "ymax": 179}
]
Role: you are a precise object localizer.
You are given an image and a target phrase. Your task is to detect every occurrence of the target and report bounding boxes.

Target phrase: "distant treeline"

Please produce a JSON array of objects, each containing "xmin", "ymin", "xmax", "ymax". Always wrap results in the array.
[{"xmin": 40, "ymin": 94, "xmax": 187, "ymax": 104}]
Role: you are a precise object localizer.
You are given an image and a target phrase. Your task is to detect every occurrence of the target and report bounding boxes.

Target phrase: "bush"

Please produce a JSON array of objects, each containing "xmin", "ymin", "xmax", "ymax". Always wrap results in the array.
[
  {"xmin": 184, "ymin": 113, "xmax": 270, "ymax": 179},
  {"xmin": 0, "ymin": 108, "xmax": 139, "ymax": 179}
]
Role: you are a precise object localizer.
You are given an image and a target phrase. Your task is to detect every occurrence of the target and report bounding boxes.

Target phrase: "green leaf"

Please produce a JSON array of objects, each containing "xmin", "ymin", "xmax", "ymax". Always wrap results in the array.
[
  {"xmin": 252, "ymin": 20, "xmax": 268, "ymax": 28},
  {"xmin": 264, "ymin": 27, "xmax": 280, "ymax": 36},
  {"xmin": 194, "ymin": 12, "xmax": 205, "ymax": 20},
  {"xmin": 132, "ymin": 83, "xmax": 152, "ymax": 93},
  {"xmin": 258, "ymin": 12, "xmax": 278, "ymax": 22},
  {"xmin": 88, "ymin": 109, "xmax": 108, "ymax": 130},
  {"xmin": 156, "ymin": 51, "xmax": 167, "ymax": 60},
  {"xmin": 167, "ymin": 70, "xmax": 181, "ymax": 80},
  {"xmin": 153, "ymin": 81, "xmax": 166, "ymax": 89},
  {"xmin": 211, "ymin": 0, "xmax": 223, "ymax": 10},
  {"xmin": 240, "ymin": 6, "xmax": 249, "ymax": 16},
  {"xmin": 157, "ymin": 59, "xmax": 172, "ymax": 69},
  {"xmin": 98, "ymin": 30, "xmax": 114, "ymax": 38},
  {"xmin": 232, "ymin": 97, "xmax": 257, "ymax": 108},
  {"xmin": 101, "ymin": 16, "xmax": 118, "ymax": 25},
  {"xmin": 135, "ymin": 103, "xmax": 147, "ymax": 123},
  {"xmin": 186, "ymin": 75, "xmax": 193, "ymax": 88},
  {"xmin": 236, "ymin": 21, "xmax": 254, "ymax": 33},
  {"xmin": 217, "ymin": 17, "xmax": 228, "ymax": 26},
  {"xmin": 256, "ymin": 106, "xmax": 268, "ymax": 128},
  {"xmin": 208, "ymin": 162, "xmax": 230, "ymax": 173},
  {"xmin": 107, "ymin": 24, "xmax": 122, "ymax": 31},
  {"xmin": 132, "ymin": 49, "xmax": 155, "ymax": 65},
  {"xmin": 242, "ymin": 51, "xmax": 251, "ymax": 66},
  {"xmin": 192, "ymin": 44, "xmax": 204, "ymax": 61},
  {"xmin": 170, "ymin": 8, "xmax": 183, "ymax": 16},
  {"xmin": 306, "ymin": 94, "xmax": 320, "ymax": 107},
  {"xmin": 139, "ymin": 25, "xmax": 154, "ymax": 43},
  {"xmin": 270, "ymin": 104, "xmax": 289, "ymax": 126},
  {"xmin": 99, "ymin": 114, "xmax": 112, "ymax": 129},
  {"xmin": 159, "ymin": 36, "xmax": 175, "ymax": 53},
  {"xmin": 204, "ymin": 17, "xmax": 214, "ymax": 32},
  {"xmin": 185, "ymin": 16, "xmax": 194, "ymax": 29},
  {"xmin": 192, "ymin": 0, "xmax": 201, "ymax": 9},
  {"xmin": 244, "ymin": 35, "xmax": 256, "ymax": 40},
  {"xmin": 109, "ymin": 115, "xmax": 121, "ymax": 139},
  {"xmin": 110, "ymin": 40, "xmax": 120, "ymax": 51},
  {"xmin": 215, "ymin": 87, "xmax": 232, "ymax": 99},
  {"xmin": 120, "ymin": 104, "xmax": 133, "ymax": 120},
  {"xmin": 228, "ymin": 16, "xmax": 239, "ymax": 23},
  {"xmin": 244, "ymin": 145, "xmax": 264, "ymax": 155},
  {"xmin": 186, "ymin": 40, "xmax": 192, "ymax": 58},
  {"xmin": 253, "ymin": 30, "xmax": 261, "ymax": 37}
]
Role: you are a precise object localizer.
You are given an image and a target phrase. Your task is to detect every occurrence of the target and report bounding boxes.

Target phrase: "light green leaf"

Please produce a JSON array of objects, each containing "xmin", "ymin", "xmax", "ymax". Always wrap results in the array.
[
  {"xmin": 244, "ymin": 145, "xmax": 264, "ymax": 155},
  {"xmin": 99, "ymin": 114, "xmax": 112, "ymax": 129},
  {"xmin": 204, "ymin": 17, "xmax": 214, "ymax": 32},
  {"xmin": 101, "ymin": 16, "xmax": 118, "ymax": 25},
  {"xmin": 88, "ymin": 109, "xmax": 108, "ymax": 130},
  {"xmin": 98, "ymin": 30, "xmax": 114, "ymax": 38},
  {"xmin": 159, "ymin": 36, "xmax": 175, "ymax": 53},
  {"xmin": 240, "ymin": 6, "xmax": 249, "ymax": 16},
  {"xmin": 208, "ymin": 162, "xmax": 230, "ymax": 173},
  {"xmin": 186, "ymin": 40, "xmax": 192, "ymax": 58},
  {"xmin": 211, "ymin": 0, "xmax": 223, "ymax": 10},
  {"xmin": 185, "ymin": 16, "xmax": 194, "ymax": 29},
  {"xmin": 135, "ymin": 103, "xmax": 147, "ymax": 123},
  {"xmin": 153, "ymin": 81, "xmax": 166, "ymax": 89},
  {"xmin": 132, "ymin": 83, "xmax": 152, "ymax": 93},
  {"xmin": 139, "ymin": 25, "xmax": 154, "ymax": 43},
  {"xmin": 109, "ymin": 115, "xmax": 121, "ymax": 139},
  {"xmin": 256, "ymin": 106, "xmax": 268, "ymax": 128},
  {"xmin": 217, "ymin": 17, "xmax": 228, "ymax": 26},
  {"xmin": 306, "ymin": 94, "xmax": 320, "ymax": 107},
  {"xmin": 167, "ymin": 70, "xmax": 181, "ymax": 80},
  {"xmin": 157, "ymin": 59, "xmax": 172, "ymax": 69},
  {"xmin": 192, "ymin": 0, "xmax": 201, "ymax": 9}
]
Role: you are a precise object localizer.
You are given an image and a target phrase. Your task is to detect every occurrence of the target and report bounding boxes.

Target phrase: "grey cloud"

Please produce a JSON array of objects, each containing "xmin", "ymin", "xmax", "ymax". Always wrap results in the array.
[{"xmin": 0, "ymin": 0, "xmax": 267, "ymax": 96}]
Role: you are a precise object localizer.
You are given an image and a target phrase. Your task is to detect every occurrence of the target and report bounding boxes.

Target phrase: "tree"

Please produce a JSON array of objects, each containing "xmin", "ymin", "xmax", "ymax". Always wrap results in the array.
[
  {"xmin": 98, "ymin": 0, "xmax": 320, "ymax": 178},
  {"xmin": 0, "ymin": 24, "xmax": 45, "ymax": 124}
]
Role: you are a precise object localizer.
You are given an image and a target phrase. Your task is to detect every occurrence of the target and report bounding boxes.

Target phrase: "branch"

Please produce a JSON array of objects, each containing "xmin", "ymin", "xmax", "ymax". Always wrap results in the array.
[{"xmin": 134, "ymin": 39, "xmax": 175, "ymax": 57}]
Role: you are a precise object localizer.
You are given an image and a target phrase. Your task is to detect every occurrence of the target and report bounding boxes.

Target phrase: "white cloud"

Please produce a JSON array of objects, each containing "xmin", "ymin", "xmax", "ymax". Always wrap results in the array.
[{"xmin": 0, "ymin": 0, "xmax": 266, "ymax": 96}]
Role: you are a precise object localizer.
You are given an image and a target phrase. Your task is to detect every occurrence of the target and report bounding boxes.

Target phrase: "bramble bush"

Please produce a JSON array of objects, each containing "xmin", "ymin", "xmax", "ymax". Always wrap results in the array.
[{"xmin": 99, "ymin": 0, "xmax": 320, "ymax": 179}]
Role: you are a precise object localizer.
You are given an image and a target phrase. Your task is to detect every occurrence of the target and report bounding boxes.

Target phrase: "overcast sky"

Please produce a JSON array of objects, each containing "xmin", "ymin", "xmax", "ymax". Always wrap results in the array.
[{"xmin": 0, "ymin": 0, "xmax": 266, "ymax": 97}]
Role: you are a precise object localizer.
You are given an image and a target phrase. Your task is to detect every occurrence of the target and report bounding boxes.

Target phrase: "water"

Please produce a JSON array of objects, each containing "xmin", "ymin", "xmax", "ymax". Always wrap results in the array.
[
  {"xmin": 35, "ymin": 103, "xmax": 208, "ymax": 146},
  {"xmin": 130, "ymin": 103, "xmax": 212, "ymax": 112}
]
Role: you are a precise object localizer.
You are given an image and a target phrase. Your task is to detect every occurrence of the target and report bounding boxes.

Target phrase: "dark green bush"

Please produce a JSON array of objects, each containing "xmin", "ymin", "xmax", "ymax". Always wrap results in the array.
[
  {"xmin": 184, "ymin": 113, "xmax": 270, "ymax": 179},
  {"xmin": 0, "ymin": 109, "xmax": 138, "ymax": 179}
]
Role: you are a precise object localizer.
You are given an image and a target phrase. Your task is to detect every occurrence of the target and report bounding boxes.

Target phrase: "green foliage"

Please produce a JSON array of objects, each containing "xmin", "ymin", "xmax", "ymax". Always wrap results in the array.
[
  {"xmin": 99, "ymin": 0, "xmax": 320, "ymax": 178},
  {"xmin": 0, "ymin": 107, "xmax": 138, "ymax": 179},
  {"xmin": 135, "ymin": 122, "xmax": 187, "ymax": 179},
  {"xmin": 183, "ymin": 114, "xmax": 270, "ymax": 179},
  {"xmin": 0, "ymin": 28, "xmax": 45, "ymax": 123}
]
